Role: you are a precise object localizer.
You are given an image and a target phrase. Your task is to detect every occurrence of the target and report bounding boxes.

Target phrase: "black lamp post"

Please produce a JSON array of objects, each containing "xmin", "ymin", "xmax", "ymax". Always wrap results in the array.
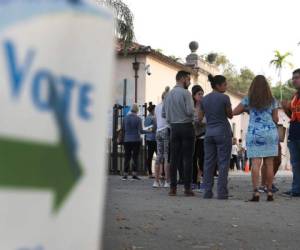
[{"xmin": 132, "ymin": 56, "xmax": 140, "ymax": 103}]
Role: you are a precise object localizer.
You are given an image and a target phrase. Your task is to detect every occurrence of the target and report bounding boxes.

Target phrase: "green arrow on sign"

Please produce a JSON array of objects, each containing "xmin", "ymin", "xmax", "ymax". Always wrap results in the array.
[
  {"xmin": 0, "ymin": 81, "xmax": 83, "ymax": 213},
  {"xmin": 0, "ymin": 136, "xmax": 83, "ymax": 212}
]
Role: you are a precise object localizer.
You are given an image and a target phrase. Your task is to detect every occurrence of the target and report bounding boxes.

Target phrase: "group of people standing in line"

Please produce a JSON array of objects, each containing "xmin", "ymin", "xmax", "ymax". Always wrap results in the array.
[{"xmin": 121, "ymin": 68, "xmax": 300, "ymax": 202}]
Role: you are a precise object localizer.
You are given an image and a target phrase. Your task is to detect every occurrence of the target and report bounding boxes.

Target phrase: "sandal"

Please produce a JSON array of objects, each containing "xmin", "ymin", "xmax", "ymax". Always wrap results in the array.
[
  {"xmin": 249, "ymin": 188, "xmax": 260, "ymax": 202},
  {"xmin": 267, "ymin": 189, "xmax": 274, "ymax": 202}
]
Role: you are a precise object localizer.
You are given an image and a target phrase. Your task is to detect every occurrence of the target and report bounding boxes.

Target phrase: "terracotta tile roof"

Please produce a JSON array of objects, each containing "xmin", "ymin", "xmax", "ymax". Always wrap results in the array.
[
  {"xmin": 116, "ymin": 40, "xmax": 152, "ymax": 54},
  {"xmin": 116, "ymin": 40, "xmax": 247, "ymax": 100},
  {"xmin": 116, "ymin": 40, "xmax": 199, "ymax": 76}
]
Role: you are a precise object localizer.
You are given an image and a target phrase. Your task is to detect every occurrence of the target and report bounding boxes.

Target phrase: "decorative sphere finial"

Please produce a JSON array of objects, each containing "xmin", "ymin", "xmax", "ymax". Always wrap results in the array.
[{"xmin": 189, "ymin": 41, "xmax": 199, "ymax": 53}]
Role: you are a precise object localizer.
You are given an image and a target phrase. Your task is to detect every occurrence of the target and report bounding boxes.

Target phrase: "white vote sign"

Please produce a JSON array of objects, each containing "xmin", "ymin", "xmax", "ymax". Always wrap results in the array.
[{"xmin": 0, "ymin": 1, "xmax": 114, "ymax": 249}]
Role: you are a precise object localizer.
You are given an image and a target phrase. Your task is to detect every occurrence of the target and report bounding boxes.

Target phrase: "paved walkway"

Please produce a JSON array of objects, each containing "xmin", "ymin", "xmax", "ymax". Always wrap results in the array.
[{"xmin": 103, "ymin": 171, "xmax": 300, "ymax": 250}]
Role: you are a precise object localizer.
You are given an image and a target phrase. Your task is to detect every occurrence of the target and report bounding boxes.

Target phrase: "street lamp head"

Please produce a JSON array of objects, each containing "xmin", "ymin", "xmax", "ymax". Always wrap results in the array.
[{"xmin": 132, "ymin": 62, "xmax": 140, "ymax": 71}]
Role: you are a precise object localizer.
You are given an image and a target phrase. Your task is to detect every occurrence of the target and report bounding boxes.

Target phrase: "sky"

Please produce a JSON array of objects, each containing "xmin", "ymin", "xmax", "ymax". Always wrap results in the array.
[{"xmin": 121, "ymin": 0, "xmax": 300, "ymax": 84}]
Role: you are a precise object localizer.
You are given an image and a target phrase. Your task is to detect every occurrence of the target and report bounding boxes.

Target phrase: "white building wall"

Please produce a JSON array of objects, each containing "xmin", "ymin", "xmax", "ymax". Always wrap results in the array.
[
  {"xmin": 145, "ymin": 56, "xmax": 179, "ymax": 104},
  {"xmin": 228, "ymin": 93, "xmax": 249, "ymax": 141},
  {"xmin": 196, "ymin": 73, "xmax": 212, "ymax": 94},
  {"xmin": 114, "ymin": 55, "xmax": 147, "ymax": 105},
  {"xmin": 145, "ymin": 56, "xmax": 198, "ymax": 105}
]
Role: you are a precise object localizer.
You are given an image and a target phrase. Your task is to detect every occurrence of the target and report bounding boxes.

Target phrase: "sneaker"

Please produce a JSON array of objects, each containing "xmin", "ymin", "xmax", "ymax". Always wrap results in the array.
[
  {"xmin": 272, "ymin": 184, "xmax": 279, "ymax": 193},
  {"xmin": 195, "ymin": 187, "xmax": 205, "ymax": 193},
  {"xmin": 282, "ymin": 191, "xmax": 300, "ymax": 197},
  {"xmin": 159, "ymin": 180, "xmax": 164, "ymax": 187},
  {"xmin": 163, "ymin": 182, "xmax": 170, "ymax": 188},
  {"xmin": 122, "ymin": 175, "xmax": 128, "ymax": 181},
  {"xmin": 152, "ymin": 181, "xmax": 160, "ymax": 188},
  {"xmin": 282, "ymin": 191, "xmax": 292, "ymax": 197},
  {"xmin": 132, "ymin": 175, "xmax": 141, "ymax": 180},
  {"xmin": 258, "ymin": 186, "xmax": 267, "ymax": 193}
]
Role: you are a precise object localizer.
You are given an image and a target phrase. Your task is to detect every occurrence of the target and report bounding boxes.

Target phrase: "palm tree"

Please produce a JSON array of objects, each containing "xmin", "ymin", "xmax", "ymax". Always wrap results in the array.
[
  {"xmin": 69, "ymin": 0, "xmax": 135, "ymax": 49},
  {"xmin": 101, "ymin": 0, "xmax": 135, "ymax": 50},
  {"xmin": 270, "ymin": 50, "xmax": 293, "ymax": 101}
]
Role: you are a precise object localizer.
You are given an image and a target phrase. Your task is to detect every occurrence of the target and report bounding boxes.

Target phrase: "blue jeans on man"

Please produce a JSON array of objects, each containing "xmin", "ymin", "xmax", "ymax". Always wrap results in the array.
[
  {"xmin": 237, "ymin": 154, "xmax": 245, "ymax": 171},
  {"xmin": 288, "ymin": 140, "xmax": 300, "ymax": 195}
]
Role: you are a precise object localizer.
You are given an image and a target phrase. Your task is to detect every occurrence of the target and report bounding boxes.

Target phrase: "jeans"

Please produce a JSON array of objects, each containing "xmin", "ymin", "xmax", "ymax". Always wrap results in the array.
[
  {"xmin": 177, "ymin": 153, "xmax": 184, "ymax": 182},
  {"xmin": 145, "ymin": 140, "xmax": 157, "ymax": 175},
  {"xmin": 124, "ymin": 141, "xmax": 141, "ymax": 174},
  {"xmin": 203, "ymin": 135, "xmax": 232, "ymax": 198},
  {"xmin": 193, "ymin": 138, "xmax": 204, "ymax": 184},
  {"xmin": 288, "ymin": 140, "xmax": 300, "ymax": 194},
  {"xmin": 170, "ymin": 123, "xmax": 195, "ymax": 190},
  {"xmin": 237, "ymin": 155, "xmax": 245, "ymax": 170},
  {"xmin": 230, "ymin": 155, "xmax": 239, "ymax": 170}
]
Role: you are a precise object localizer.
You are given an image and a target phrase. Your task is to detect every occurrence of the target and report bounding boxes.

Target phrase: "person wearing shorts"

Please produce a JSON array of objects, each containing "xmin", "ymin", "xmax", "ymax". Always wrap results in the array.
[{"xmin": 153, "ymin": 87, "xmax": 170, "ymax": 188}]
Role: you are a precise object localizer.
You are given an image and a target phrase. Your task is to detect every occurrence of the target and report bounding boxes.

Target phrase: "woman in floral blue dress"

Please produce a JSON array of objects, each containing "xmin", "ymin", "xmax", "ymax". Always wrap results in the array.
[{"xmin": 233, "ymin": 75, "xmax": 279, "ymax": 202}]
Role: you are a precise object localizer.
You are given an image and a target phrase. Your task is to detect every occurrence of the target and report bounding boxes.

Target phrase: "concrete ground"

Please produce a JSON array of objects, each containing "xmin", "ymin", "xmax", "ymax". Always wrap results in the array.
[{"xmin": 102, "ymin": 171, "xmax": 300, "ymax": 250}]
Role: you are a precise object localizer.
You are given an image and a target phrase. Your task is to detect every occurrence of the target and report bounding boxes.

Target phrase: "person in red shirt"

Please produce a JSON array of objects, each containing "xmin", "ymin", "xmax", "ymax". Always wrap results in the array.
[{"xmin": 282, "ymin": 68, "xmax": 300, "ymax": 197}]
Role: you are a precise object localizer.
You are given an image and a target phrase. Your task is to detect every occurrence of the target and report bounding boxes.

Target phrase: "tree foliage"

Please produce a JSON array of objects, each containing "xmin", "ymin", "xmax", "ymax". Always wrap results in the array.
[
  {"xmin": 270, "ymin": 50, "xmax": 293, "ymax": 76},
  {"xmin": 224, "ymin": 66, "xmax": 255, "ymax": 94},
  {"xmin": 101, "ymin": 0, "xmax": 135, "ymax": 49},
  {"xmin": 203, "ymin": 51, "xmax": 296, "ymax": 99},
  {"xmin": 270, "ymin": 50, "xmax": 293, "ymax": 100},
  {"xmin": 272, "ymin": 79, "xmax": 295, "ymax": 100}
]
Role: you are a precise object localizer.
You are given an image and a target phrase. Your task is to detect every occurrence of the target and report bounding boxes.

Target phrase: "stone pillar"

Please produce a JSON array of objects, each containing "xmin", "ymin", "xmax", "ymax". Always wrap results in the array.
[{"xmin": 185, "ymin": 41, "xmax": 200, "ymax": 69}]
